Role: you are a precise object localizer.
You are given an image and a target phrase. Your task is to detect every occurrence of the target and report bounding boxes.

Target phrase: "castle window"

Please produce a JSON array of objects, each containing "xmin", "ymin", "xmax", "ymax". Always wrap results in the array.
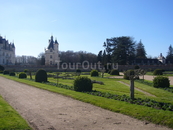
[
  {"xmin": 50, "ymin": 55, "xmax": 52, "ymax": 59},
  {"xmin": 50, "ymin": 49, "xmax": 52, "ymax": 52}
]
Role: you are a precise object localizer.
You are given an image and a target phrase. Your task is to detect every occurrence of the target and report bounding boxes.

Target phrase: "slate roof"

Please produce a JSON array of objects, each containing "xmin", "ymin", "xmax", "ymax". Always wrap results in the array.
[{"xmin": 48, "ymin": 39, "xmax": 54, "ymax": 49}]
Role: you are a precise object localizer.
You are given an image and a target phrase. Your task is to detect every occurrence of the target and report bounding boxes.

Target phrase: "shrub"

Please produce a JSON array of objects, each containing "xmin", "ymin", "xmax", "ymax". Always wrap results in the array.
[
  {"xmin": 24, "ymin": 69, "xmax": 29, "ymax": 73},
  {"xmin": 76, "ymin": 69, "xmax": 81, "ymax": 73},
  {"xmin": 74, "ymin": 76, "xmax": 93, "ymax": 92},
  {"xmin": 123, "ymin": 70, "xmax": 139, "ymax": 80},
  {"xmin": 134, "ymin": 65, "xmax": 140, "ymax": 69},
  {"xmin": 110, "ymin": 69, "xmax": 119, "ymax": 75},
  {"xmin": 9, "ymin": 72, "xmax": 15, "ymax": 76},
  {"xmin": 90, "ymin": 70, "xmax": 99, "ymax": 77},
  {"xmin": 76, "ymin": 69, "xmax": 81, "ymax": 76},
  {"xmin": 153, "ymin": 69, "xmax": 163, "ymax": 75},
  {"xmin": 35, "ymin": 69, "xmax": 47, "ymax": 82},
  {"xmin": 0, "ymin": 65, "xmax": 5, "ymax": 71},
  {"xmin": 153, "ymin": 76, "xmax": 170, "ymax": 88},
  {"xmin": 108, "ymin": 70, "xmax": 111, "ymax": 74},
  {"xmin": 19, "ymin": 72, "xmax": 27, "ymax": 79},
  {"xmin": 3, "ymin": 70, "xmax": 9, "ymax": 75}
]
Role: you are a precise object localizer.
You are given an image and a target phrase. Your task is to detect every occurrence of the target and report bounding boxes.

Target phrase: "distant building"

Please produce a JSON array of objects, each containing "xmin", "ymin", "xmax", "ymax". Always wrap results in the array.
[
  {"xmin": 0, "ymin": 36, "xmax": 15, "ymax": 65},
  {"xmin": 132, "ymin": 53, "xmax": 168, "ymax": 65},
  {"xmin": 132, "ymin": 58, "xmax": 162, "ymax": 65},
  {"xmin": 45, "ymin": 36, "xmax": 60, "ymax": 65},
  {"xmin": 158, "ymin": 53, "xmax": 166, "ymax": 64}
]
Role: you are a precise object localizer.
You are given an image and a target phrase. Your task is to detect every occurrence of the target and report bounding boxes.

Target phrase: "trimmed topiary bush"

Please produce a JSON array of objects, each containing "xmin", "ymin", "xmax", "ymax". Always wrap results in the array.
[
  {"xmin": 3, "ymin": 70, "xmax": 9, "ymax": 75},
  {"xmin": 110, "ymin": 69, "xmax": 119, "ymax": 75},
  {"xmin": 134, "ymin": 65, "xmax": 140, "ymax": 69},
  {"xmin": 153, "ymin": 76, "xmax": 170, "ymax": 88},
  {"xmin": 76, "ymin": 69, "xmax": 81, "ymax": 76},
  {"xmin": 108, "ymin": 70, "xmax": 111, "ymax": 74},
  {"xmin": 19, "ymin": 72, "xmax": 27, "ymax": 79},
  {"xmin": 90, "ymin": 70, "xmax": 99, "ymax": 77},
  {"xmin": 24, "ymin": 69, "xmax": 29, "ymax": 73},
  {"xmin": 74, "ymin": 76, "xmax": 93, "ymax": 92},
  {"xmin": 35, "ymin": 69, "xmax": 47, "ymax": 82},
  {"xmin": 76, "ymin": 69, "xmax": 81, "ymax": 73},
  {"xmin": 9, "ymin": 72, "xmax": 15, "ymax": 76},
  {"xmin": 153, "ymin": 69, "xmax": 163, "ymax": 75},
  {"xmin": 0, "ymin": 65, "xmax": 5, "ymax": 71}
]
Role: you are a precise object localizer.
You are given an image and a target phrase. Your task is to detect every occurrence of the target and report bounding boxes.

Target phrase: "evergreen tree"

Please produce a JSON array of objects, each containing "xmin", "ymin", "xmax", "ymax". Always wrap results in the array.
[
  {"xmin": 135, "ymin": 40, "xmax": 147, "ymax": 59},
  {"xmin": 97, "ymin": 50, "xmax": 103, "ymax": 63},
  {"xmin": 166, "ymin": 45, "xmax": 173, "ymax": 60},
  {"xmin": 102, "ymin": 50, "xmax": 107, "ymax": 65},
  {"xmin": 103, "ymin": 36, "xmax": 136, "ymax": 65}
]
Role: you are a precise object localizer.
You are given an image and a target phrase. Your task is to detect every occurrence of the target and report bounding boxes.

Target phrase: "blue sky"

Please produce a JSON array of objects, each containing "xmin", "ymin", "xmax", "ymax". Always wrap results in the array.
[{"xmin": 0, "ymin": 0, "xmax": 173, "ymax": 58}]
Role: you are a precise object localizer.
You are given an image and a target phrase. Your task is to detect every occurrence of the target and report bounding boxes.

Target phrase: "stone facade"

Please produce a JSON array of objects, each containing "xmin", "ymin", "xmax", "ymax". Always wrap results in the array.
[
  {"xmin": 45, "ymin": 36, "xmax": 60, "ymax": 65},
  {"xmin": 0, "ymin": 36, "xmax": 15, "ymax": 65}
]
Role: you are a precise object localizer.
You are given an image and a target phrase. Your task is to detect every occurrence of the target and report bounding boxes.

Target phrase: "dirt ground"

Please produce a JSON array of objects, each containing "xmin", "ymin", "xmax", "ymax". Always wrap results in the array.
[{"xmin": 0, "ymin": 76, "xmax": 172, "ymax": 130}]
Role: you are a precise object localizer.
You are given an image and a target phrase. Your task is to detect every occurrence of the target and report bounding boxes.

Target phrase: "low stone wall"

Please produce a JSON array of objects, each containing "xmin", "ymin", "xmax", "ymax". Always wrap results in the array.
[
  {"xmin": 118, "ymin": 65, "xmax": 173, "ymax": 71},
  {"xmin": 4, "ymin": 64, "xmax": 173, "ymax": 72}
]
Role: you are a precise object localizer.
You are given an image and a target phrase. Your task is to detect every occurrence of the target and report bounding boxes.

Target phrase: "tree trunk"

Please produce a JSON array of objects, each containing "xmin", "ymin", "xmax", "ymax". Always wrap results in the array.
[
  {"xmin": 130, "ymin": 79, "xmax": 135, "ymax": 100},
  {"xmin": 29, "ymin": 72, "xmax": 32, "ymax": 80},
  {"xmin": 143, "ymin": 75, "xmax": 144, "ymax": 81}
]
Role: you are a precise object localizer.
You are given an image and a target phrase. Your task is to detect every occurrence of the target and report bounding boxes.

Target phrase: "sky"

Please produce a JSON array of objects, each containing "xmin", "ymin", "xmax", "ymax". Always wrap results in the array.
[{"xmin": 0, "ymin": 0, "xmax": 173, "ymax": 58}]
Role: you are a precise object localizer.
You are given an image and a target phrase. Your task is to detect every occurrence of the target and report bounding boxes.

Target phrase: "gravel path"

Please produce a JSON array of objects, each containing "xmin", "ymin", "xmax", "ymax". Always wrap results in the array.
[
  {"xmin": 141, "ymin": 75, "xmax": 173, "ymax": 85},
  {"xmin": 0, "ymin": 76, "xmax": 172, "ymax": 130}
]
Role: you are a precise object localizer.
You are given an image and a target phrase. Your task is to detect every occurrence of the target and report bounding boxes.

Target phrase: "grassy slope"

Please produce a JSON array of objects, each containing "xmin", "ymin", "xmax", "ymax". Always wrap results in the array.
[
  {"xmin": 1, "ymin": 74, "xmax": 173, "ymax": 128},
  {"xmin": 122, "ymin": 80, "xmax": 173, "ymax": 104},
  {"xmin": 0, "ymin": 96, "xmax": 32, "ymax": 130}
]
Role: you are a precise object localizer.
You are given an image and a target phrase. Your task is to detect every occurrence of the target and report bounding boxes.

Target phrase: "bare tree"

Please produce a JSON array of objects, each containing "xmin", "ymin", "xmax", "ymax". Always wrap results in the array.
[{"xmin": 124, "ymin": 69, "xmax": 142, "ymax": 100}]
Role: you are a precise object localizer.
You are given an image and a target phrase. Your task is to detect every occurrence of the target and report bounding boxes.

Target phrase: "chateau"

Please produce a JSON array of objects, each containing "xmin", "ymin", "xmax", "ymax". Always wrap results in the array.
[
  {"xmin": 0, "ymin": 36, "xmax": 15, "ymax": 65},
  {"xmin": 45, "ymin": 36, "xmax": 60, "ymax": 65}
]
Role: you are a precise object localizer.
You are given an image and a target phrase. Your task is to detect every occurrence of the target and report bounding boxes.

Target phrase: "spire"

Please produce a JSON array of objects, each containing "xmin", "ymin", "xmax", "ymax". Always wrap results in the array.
[
  {"xmin": 55, "ymin": 38, "xmax": 58, "ymax": 44},
  {"xmin": 47, "ymin": 35, "xmax": 54, "ymax": 49},
  {"xmin": 51, "ymin": 35, "xmax": 53, "ymax": 41},
  {"xmin": 160, "ymin": 53, "xmax": 162, "ymax": 57}
]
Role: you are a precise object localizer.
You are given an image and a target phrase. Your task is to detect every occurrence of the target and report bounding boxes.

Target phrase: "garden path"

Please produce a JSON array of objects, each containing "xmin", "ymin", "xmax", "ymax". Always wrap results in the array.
[
  {"xmin": 140, "ymin": 75, "xmax": 173, "ymax": 85},
  {"xmin": 0, "ymin": 76, "xmax": 172, "ymax": 130}
]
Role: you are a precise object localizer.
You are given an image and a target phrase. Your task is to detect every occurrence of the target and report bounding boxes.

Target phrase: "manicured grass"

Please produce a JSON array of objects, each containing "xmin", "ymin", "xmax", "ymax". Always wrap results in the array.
[
  {"xmin": 49, "ymin": 77, "xmax": 145, "ymax": 96},
  {"xmin": 122, "ymin": 80, "xmax": 173, "ymax": 104},
  {"xmin": 1, "ymin": 74, "xmax": 173, "ymax": 128},
  {"xmin": 0, "ymin": 96, "xmax": 32, "ymax": 130}
]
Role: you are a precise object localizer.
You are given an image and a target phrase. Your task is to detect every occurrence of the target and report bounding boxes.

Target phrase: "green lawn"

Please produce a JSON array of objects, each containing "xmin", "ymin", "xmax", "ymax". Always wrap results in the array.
[
  {"xmin": 122, "ymin": 80, "xmax": 173, "ymax": 104},
  {"xmin": 1, "ymin": 73, "xmax": 173, "ymax": 128},
  {"xmin": 0, "ymin": 96, "xmax": 32, "ymax": 130}
]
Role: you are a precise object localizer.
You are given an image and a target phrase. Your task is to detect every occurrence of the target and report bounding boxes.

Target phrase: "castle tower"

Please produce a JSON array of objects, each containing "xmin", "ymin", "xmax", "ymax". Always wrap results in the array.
[
  {"xmin": 45, "ymin": 36, "xmax": 60, "ymax": 65},
  {"xmin": 0, "ymin": 36, "xmax": 15, "ymax": 65}
]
